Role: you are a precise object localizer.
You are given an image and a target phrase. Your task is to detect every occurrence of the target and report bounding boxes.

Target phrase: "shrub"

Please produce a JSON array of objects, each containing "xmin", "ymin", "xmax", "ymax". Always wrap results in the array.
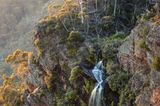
[
  {"xmin": 67, "ymin": 31, "xmax": 84, "ymax": 43},
  {"xmin": 119, "ymin": 85, "xmax": 136, "ymax": 106},
  {"xmin": 65, "ymin": 88, "xmax": 77, "ymax": 102},
  {"xmin": 151, "ymin": 56, "xmax": 160, "ymax": 71},
  {"xmin": 69, "ymin": 66, "xmax": 81, "ymax": 84},
  {"xmin": 44, "ymin": 75, "xmax": 54, "ymax": 92},
  {"xmin": 108, "ymin": 71, "xmax": 131, "ymax": 93},
  {"xmin": 139, "ymin": 39, "xmax": 151, "ymax": 51}
]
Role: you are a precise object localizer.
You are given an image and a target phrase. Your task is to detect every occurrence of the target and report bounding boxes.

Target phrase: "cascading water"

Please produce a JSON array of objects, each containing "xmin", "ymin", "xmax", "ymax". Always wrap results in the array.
[{"xmin": 89, "ymin": 61, "xmax": 106, "ymax": 106}]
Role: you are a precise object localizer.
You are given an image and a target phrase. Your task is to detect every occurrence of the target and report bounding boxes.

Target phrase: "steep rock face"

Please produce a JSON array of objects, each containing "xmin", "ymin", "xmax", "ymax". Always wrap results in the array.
[{"xmin": 118, "ymin": 19, "xmax": 160, "ymax": 106}]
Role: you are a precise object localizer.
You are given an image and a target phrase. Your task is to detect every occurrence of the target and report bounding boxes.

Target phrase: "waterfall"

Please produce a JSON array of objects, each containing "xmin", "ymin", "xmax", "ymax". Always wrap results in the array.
[{"xmin": 89, "ymin": 61, "xmax": 106, "ymax": 106}]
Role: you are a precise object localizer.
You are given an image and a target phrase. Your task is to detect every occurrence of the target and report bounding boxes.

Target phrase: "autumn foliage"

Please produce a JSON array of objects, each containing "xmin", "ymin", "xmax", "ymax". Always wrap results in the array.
[{"xmin": 0, "ymin": 49, "xmax": 33, "ymax": 106}]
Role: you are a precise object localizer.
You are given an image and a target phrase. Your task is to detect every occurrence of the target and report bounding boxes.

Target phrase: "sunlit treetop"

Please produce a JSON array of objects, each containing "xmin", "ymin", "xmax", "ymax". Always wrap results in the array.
[{"xmin": 41, "ymin": 0, "xmax": 79, "ymax": 22}]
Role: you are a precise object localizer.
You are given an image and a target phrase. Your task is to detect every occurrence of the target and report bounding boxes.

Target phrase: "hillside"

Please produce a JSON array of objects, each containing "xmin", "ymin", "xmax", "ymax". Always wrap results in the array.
[{"xmin": 0, "ymin": 0, "xmax": 52, "ymax": 73}]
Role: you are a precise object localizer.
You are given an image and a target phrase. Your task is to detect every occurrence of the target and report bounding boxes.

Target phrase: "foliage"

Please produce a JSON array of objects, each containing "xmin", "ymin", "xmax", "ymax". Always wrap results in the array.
[
  {"xmin": 102, "ymin": 32, "xmax": 126, "ymax": 61},
  {"xmin": 118, "ymin": 85, "xmax": 136, "ymax": 106},
  {"xmin": 5, "ymin": 49, "xmax": 33, "ymax": 77},
  {"xmin": 0, "ymin": 49, "xmax": 33, "ymax": 105},
  {"xmin": 66, "ymin": 31, "xmax": 85, "ymax": 57},
  {"xmin": 44, "ymin": 75, "xmax": 54, "ymax": 92},
  {"xmin": 139, "ymin": 26, "xmax": 150, "ymax": 37},
  {"xmin": 69, "ymin": 66, "xmax": 81, "ymax": 84},
  {"xmin": 67, "ymin": 31, "xmax": 84, "ymax": 43},
  {"xmin": 151, "ymin": 56, "xmax": 160, "ymax": 71},
  {"xmin": 83, "ymin": 79, "xmax": 94, "ymax": 94},
  {"xmin": 65, "ymin": 88, "xmax": 77, "ymax": 102},
  {"xmin": 108, "ymin": 70, "xmax": 131, "ymax": 93},
  {"xmin": 42, "ymin": 0, "xmax": 79, "ymax": 21},
  {"xmin": 139, "ymin": 39, "xmax": 151, "ymax": 51}
]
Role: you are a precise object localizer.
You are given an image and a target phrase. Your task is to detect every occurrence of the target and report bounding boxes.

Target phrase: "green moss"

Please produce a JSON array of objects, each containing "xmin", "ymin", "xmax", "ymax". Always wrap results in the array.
[
  {"xmin": 66, "ymin": 48, "xmax": 77, "ymax": 57},
  {"xmin": 69, "ymin": 66, "xmax": 81, "ymax": 84},
  {"xmin": 67, "ymin": 31, "xmax": 84, "ymax": 43},
  {"xmin": 65, "ymin": 88, "xmax": 77, "ymax": 101},
  {"xmin": 151, "ymin": 56, "xmax": 160, "ymax": 71},
  {"xmin": 139, "ymin": 26, "xmax": 150, "ymax": 37},
  {"xmin": 83, "ymin": 79, "xmax": 94, "ymax": 94},
  {"xmin": 139, "ymin": 39, "xmax": 151, "ymax": 51},
  {"xmin": 118, "ymin": 85, "xmax": 136, "ymax": 106},
  {"xmin": 37, "ymin": 47, "xmax": 43, "ymax": 57}
]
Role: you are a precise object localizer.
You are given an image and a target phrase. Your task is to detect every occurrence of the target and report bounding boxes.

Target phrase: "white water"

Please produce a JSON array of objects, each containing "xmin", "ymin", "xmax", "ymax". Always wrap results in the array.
[{"xmin": 89, "ymin": 61, "xmax": 106, "ymax": 106}]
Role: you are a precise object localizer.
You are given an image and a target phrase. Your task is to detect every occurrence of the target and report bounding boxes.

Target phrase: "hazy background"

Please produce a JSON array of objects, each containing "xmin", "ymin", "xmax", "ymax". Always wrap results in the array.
[
  {"xmin": 0, "ymin": 0, "xmax": 53, "ymax": 83},
  {"xmin": 0, "ymin": 0, "xmax": 64, "ymax": 83}
]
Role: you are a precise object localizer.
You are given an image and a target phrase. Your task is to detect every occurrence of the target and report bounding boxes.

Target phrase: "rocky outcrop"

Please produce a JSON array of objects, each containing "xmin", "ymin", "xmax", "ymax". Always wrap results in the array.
[{"xmin": 118, "ymin": 19, "xmax": 160, "ymax": 106}]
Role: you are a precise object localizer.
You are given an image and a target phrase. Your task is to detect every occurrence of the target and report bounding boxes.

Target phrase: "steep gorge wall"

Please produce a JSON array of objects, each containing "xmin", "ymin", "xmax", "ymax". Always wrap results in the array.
[{"xmin": 0, "ymin": 0, "xmax": 159, "ymax": 106}]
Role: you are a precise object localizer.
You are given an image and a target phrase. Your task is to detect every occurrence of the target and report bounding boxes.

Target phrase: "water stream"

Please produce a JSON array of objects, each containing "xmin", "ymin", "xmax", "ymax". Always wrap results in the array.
[{"xmin": 89, "ymin": 61, "xmax": 106, "ymax": 106}]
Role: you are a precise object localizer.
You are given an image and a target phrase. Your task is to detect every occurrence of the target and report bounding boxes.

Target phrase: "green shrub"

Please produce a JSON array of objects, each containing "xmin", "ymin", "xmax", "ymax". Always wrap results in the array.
[
  {"xmin": 119, "ymin": 85, "xmax": 136, "ymax": 106},
  {"xmin": 69, "ymin": 66, "xmax": 81, "ymax": 84},
  {"xmin": 108, "ymin": 71, "xmax": 131, "ymax": 93},
  {"xmin": 83, "ymin": 79, "xmax": 94, "ymax": 94},
  {"xmin": 66, "ymin": 48, "xmax": 77, "ymax": 57},
  {"xmin": 67, "ymin": 31, "xmax": 84, "ymax": 43},
  {"xmin": 139, "ymin": 39, "xmax": 151, "ymax": 51},
  {"xmin": 65, "ymin": 88, "xmax": 77, "ymax": 101},
  {"xmin": 151, "ymin": 56, "xmax": 160, "ymax": 71}
]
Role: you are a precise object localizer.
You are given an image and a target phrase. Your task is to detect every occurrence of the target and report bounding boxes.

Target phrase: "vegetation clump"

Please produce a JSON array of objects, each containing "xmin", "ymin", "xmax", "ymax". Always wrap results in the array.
[
  {"xmin": 67, "ymin": 31, "xmax": 84, "ymax": 43},
  {"xmin": 69, "ymin": 66, "xmax": 82, "ymax": 84},
  {"xmin": 108, "ymin": 71, "xmax": 131, "ymax": 93},
  {"xmin": 44, "ymin": 75, "xmax": 55, "ymax": 92},
  {"xmin": 151, "ymin": 56, "xmax": 160, "ymax": 71},
  {"xmin": 139, "ymin": 39, "xmax": 151, "ymax": 51},
  {"xmin": 66, "ymin": 31, "xmax": 85, "ymax": 57},
  {"xmin": 0, "ymin": 49, "xmax": 33, "ymax": 106},
  {"xmin": 65, "ymin": 88, "xmax": 77, "ymax": 102},
  {"xmin": 119, "ymin": 85, "xmax": 136, "ymax": 106}
]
